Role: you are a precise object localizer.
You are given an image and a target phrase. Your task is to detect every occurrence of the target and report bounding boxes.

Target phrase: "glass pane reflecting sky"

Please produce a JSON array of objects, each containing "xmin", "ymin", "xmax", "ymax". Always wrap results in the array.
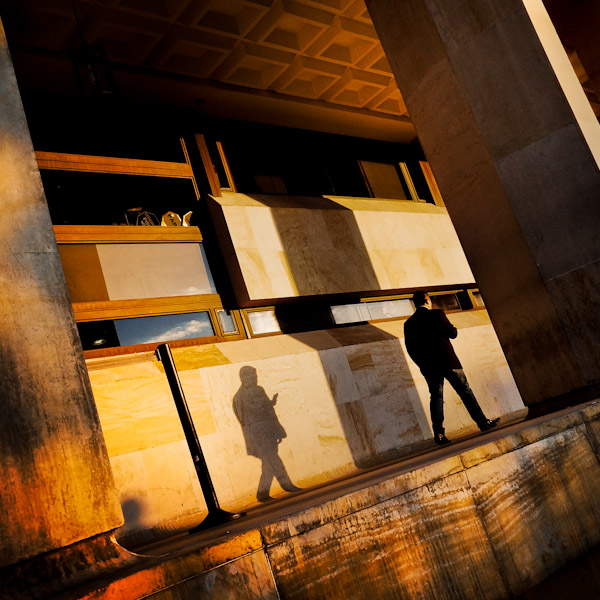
[
  {"xmin": 247, "ymin": 309, "xmax": 280, "ymax": 334},
  {"xmin": 114, "ymin": 312, "xmax": 214, "ymax": 346}
]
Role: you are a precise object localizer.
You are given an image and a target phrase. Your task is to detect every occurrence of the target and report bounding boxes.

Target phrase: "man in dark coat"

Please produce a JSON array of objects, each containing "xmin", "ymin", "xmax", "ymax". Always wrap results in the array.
[
  {"xmin": 404, "ymin": 291, "xmax": 500, "ymax": 445},
  {"xmin": 233, "ymin": 366, "xmax": 300, "ymax": 501}
]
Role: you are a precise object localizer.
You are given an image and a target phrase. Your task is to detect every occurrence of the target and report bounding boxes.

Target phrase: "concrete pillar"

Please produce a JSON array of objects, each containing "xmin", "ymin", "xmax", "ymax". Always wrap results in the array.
[
  {"xmin": 0, "ymin": 19, "xmax": 123, "ymax": 572},
  {"xmin": 366, "ymin": 0, "xmax": 600, "ymax": 404}
]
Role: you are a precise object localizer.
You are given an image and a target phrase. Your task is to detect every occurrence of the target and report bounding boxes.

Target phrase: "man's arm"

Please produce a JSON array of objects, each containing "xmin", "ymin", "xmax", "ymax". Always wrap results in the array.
[
  {"xmin": 404, "ymin": 319, "xmax": 427, "ymax": 367},
  {"xmin": 437, "ymin": 310, "xmax": 458, "ymax": 339},
  {"xmin": 232, "ymin": 396, "xmax": 245, "ymax": 425}
]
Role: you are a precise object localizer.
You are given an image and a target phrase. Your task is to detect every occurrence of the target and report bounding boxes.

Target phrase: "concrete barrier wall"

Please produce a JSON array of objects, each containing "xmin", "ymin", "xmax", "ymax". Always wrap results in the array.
[
  {"xmin": 88, "ymin": 310, "xmax": 525, "ymax": 546},
  {"xmin": 54, "ymin": 402, "xmax": 600, "ymax": 600},
  {"xmin": 259, "ymin": 403, "xmax": 600, "ymax": 599}
]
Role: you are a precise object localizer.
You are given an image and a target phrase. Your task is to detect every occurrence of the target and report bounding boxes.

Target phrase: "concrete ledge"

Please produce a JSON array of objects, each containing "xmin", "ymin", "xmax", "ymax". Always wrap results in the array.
[
  {"xmin": 11, "ymin": 401, "xmax": 598, "ymax": 599},
  {"xmin": 3, "ymin": 531, "xmax": 265, "ymax": 600}
]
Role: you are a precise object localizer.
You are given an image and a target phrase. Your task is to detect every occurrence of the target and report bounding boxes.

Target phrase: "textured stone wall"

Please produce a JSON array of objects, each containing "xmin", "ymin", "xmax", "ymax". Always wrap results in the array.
[
  {"xmin": 208, "ymin": 193, "xmax": 474, "ymax": 304},
  {"xmin": 0, "ymin": 22, "xmax": 122, "ymax": 567},
  {"xmin": 366, "ymin": 0, "xmax": 600, "ymax": 404},
  {"xmin": 87, "ymin": 311, "xmax": 525, "ymax": 546},
  {"xmin": 260, "ymin": 404, "xmax": 600, "ymax": 599},
  {"xmin": 26, "ymin": 402, "xmax": 600, "ymax": 600}
]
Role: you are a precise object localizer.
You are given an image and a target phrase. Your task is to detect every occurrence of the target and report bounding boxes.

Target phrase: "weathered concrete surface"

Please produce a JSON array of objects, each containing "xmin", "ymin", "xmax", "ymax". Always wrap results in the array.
[
  {"xmin": 9, "ymin": 401, "xmax": 598, "ymax": 600},
  {"xmin": 366, "ymin": 0, "xmax": 600, "ymax": 405},
  {"xmin": 87, "ymin": 311, "xmax": 525, "ymax": 546},
  {"xmin": 267, "ymin": 469, "xmax": 505, "ymax": 599},
  {"xmin": 208, "ymin": 193, "xmax": 474, "ymax": 303},
  {"xmin": 262, "ymin": 405, "xmax": 600, "ymax": 599},
  {"xmin": 6, "ymin": 531, "xmax": 267, "ymax": 600},
  {"xmin": 0, "ymin": 20, "xmax": 122, "ymax": 568},
  {"xmin": 146, "ymin": 551, "xmax": 278, "ymax": 600}
]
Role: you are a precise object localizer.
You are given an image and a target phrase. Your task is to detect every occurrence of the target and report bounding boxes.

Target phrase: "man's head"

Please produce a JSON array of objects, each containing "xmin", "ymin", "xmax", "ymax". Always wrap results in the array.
[
  {"xmin": 239, "ymin": 365, "xmax": 258, "ymax": 385},
  {"xmin": 413, "ymin": 291, "xmax": 431, "ymax": 308}
]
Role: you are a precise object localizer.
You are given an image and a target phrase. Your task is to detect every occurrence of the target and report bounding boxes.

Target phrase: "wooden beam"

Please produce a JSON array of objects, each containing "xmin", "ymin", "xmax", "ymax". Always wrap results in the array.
[
  {"xmin": 36, "ymin": 151, "xmax": 194, "ymax": 179},
  {"xmin": 194, "ymin": 133, "xmax": 222, "ymax": 197},
  {"xmin": 54, "ymin": 225, "xmax": 203, "ymax": 243},
  {"xmin": 72, "ymin": 294, "xmax": 222, "ymax": 322}
]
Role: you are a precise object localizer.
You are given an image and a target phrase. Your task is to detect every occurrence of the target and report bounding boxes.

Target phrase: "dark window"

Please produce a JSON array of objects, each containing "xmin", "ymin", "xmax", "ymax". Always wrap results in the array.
[{"xmin": 40, "ymin": 171, "xmax": 198, "ymax": 226}]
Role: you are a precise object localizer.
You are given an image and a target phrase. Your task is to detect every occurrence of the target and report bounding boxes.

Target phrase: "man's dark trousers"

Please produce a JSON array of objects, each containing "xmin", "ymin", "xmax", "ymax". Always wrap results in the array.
[
  {"xmin": 424, "ymin": 368, "xmax": 487, "ymax": 435},
  {"xmin": 404, "ymin": 306, "xmax": 491, "ymax": 436}
]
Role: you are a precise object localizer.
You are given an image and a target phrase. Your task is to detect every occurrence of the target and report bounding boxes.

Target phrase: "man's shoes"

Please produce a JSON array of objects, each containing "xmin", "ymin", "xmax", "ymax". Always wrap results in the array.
[
  {"xmin": 434, "ymin": 433, "xmax": 451, "ymax": 445},
  {"xmin": 256, "ymin": 493, "xmax": 274, "ymax": 503},
  {"xmin": 479, "ymin": 417, "xmax": 501, "ymax": 432}
]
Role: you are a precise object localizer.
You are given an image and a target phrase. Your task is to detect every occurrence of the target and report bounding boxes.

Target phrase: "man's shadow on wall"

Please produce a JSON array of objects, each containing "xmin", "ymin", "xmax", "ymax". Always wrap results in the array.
[{"xmin": 233, "ymin": 366, "xmax": 301, "ymax": 502}]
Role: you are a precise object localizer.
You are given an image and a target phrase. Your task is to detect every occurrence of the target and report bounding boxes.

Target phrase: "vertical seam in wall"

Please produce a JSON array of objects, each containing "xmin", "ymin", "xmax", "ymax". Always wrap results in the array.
[
  {"xmin": 134, "ymin": 550, "xmax": 264, "ymax": 599},
  {"xmin": 583, "ymin": 416, "xmax": 600, "ymax": 465},
  {"xmin": 259, "ymin": 528, "xmax": 282, "ymax": 600},
  {"xmin": 462, "ymin": 461, "xmax": 513, "ymax": 597}
]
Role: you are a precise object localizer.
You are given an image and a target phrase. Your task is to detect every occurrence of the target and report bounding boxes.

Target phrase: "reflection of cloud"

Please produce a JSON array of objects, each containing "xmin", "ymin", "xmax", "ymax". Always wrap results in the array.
[{"xmin": 139, "ymin": 319, "xmax": 213, "ymax": 344}]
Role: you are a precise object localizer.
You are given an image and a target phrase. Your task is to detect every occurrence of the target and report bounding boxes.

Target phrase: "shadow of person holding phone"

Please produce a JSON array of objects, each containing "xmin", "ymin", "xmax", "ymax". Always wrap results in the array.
[{"xmin": 233, "ymin": 366, "xmax": 301, "ymax": 502}]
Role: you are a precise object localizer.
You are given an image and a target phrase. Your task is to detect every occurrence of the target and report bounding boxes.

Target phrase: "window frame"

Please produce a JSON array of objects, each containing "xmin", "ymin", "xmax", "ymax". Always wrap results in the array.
[
  {"xmin": 419, "ymin": 161, "xmax": 445, "ymax": 207},
  {"xmin": 358, "ymin": 160, "xmax": 411, "ymax": 201},
  {"xmin": 241, "ymin": 307, "xmax": 282, "ymax": 338},
  {"xmin": 427, "ymin": 289, "xmax": 463, "ymax": 313},
  {"xmin": 331, "ymin": 293, "xmax": 414, "ymax": 325},
  {"xmin": 330, "ymin": 288, "xmax": 475, "ymax": 326},
  {"xmin": 467, "ymin": 288, "xmax": 486, "ymax": 310},
  {"xmin": 41, "ymin": 143, "xmax": 248, "ymax": 356},
  {"xmin": 36, "ymin": 140, "xmax": 200, "ymax": 199}
]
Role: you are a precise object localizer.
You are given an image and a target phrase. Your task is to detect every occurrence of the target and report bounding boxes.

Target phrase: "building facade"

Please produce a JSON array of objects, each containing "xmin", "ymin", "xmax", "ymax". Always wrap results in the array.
[{"xmin": 0, "ymin": 0, "xmax": 599, "ymax": 597}]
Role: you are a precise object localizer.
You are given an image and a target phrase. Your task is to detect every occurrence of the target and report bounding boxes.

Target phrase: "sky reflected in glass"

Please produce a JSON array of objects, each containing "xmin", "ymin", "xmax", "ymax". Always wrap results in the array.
[{"xmin": 114, "ymin": 312, "xmax": 214, "ymax": 345}]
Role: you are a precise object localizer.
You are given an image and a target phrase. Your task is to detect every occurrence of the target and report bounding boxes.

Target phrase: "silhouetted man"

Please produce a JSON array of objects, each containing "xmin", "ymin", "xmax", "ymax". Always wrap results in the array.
[
  {"xmin": 404, "ymin": 291, "xmax": 500, "ymax": 445},
  {"xmin": 233, "ymin": 366, "xmax": 300, "ymax": 502}
]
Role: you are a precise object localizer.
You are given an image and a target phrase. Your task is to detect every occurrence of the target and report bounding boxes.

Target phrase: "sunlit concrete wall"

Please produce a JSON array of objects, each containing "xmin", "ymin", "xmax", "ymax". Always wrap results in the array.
[
  {"xmin": 0, "ymin": 21, "xmax": 123, "ymax": 568},
  {"xmin": 88, "ymin": 311, "xmax": 525, "ymax": 546},
  {"xmin": 366, "ymin": 0, "xmax": 600, "ymax": 406},
  {"xmin": 208, "ymin": 193, "xmax": 474, "ymax": 303},
  {"xmin": 261, "ymin": 404, "xmax": 600, "ymax": 599}
]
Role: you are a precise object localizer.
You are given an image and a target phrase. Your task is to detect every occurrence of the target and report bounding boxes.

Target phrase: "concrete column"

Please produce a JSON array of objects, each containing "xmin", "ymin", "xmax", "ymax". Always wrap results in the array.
[
  {"xmin": 366, "ymin": 0, "xmax": 600, "ymax": 404},
  {"xmin": 0, "ymin": 20, "xmax": 122, "ymax": 569}
]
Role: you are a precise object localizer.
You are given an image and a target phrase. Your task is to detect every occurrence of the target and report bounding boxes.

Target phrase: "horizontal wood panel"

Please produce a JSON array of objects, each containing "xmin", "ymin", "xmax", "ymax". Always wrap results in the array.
[
  {"xmin": 54, "ymin": 225, "xmax": 203, "ymax": 243},
  {"xmin": 36, "ymin": 151, "xmax": 193, "ymax": 178},
  {"xmin": 82, "ymin": 336, "xmax": 223, "ymax": 360},
  {"xmin": 73, "ymin": 294, "xmax": 222, "ymax": 322}
]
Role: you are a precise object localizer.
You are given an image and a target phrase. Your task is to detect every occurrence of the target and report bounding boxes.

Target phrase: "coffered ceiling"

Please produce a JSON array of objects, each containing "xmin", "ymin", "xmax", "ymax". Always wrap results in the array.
[
  {"xmin": 2, "ymin": 0, "xmax": 417, "ymax": 142},
  {"xmin": 2, "ymin": 0, "xmax": 597, "ymax": 143}
]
